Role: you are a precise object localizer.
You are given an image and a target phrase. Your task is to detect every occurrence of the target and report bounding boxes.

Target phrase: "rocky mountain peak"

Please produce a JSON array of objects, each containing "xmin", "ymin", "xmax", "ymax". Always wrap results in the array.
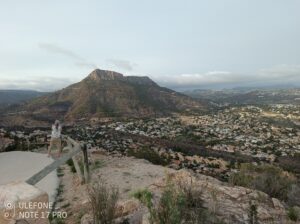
[
  {"xmin": 87, "ymin": 69, "xmax": 124, "ymax": 81},
  {"xmin": 125, "ymin": 76, "xmax": 157, "ymax": 86},
  {"xmin": 1, "ymin": 68, "xmax": 203, "ymax": 125},
  {"xmin": 86, "ymin": 69, "xmax": 157, "ymax": 86}
]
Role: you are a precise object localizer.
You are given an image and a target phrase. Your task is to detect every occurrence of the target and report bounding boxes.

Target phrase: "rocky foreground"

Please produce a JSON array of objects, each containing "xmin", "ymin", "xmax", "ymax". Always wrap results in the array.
[{"xmin": 56, "ymin": 152, "xmax": 289, "ymax": 224}]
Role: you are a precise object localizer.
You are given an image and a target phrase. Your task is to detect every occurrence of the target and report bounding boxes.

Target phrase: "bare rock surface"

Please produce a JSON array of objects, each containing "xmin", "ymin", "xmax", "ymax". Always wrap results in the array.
[
  {"xmin": 0, "ymin": 181, "xmax": 49, "ymax": 224},
  {"xmin": 60, "ymin": 154, "xmax": 287, "ymax": 224},
  {"xmin": 151, "ymin": 170, "xmax": 288, "ymax": 224}
]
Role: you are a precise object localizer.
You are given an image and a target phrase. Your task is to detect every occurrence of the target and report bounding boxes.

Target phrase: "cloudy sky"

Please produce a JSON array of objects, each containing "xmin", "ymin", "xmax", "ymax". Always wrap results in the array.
[{"xmin": 0, "ymin": 0, "xmax": 300, "ymax": 91}]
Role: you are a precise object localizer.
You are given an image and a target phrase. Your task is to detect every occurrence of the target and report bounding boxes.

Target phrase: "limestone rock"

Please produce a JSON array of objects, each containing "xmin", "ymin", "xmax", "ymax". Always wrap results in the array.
[
  {"xmin": 151, "ymin": 170, "xmax": 287, "ymax": 224},
  {"xmin": 80, "ymin": 213, "xmax": 93, "ymax": 224},
  {"xmin": 0, "ymin": 181, "xmax": 49, "ymax": 224},
  {"xmin": 116, "ymin": 199, "xmax": 141, "ymax": 217}
]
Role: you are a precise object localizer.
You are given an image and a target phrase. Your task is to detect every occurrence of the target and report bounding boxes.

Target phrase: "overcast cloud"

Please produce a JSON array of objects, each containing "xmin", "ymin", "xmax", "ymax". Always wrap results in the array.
[
  {"xmin": 0, "ymin": 0, "xmax": 300, "ymax": 91},
  {"xmin": 0, "ymin": 64, "xmax": 299, "ymax": 92},
  {"xmin": 106, "ymin": 59, "xmax": 136, "ymax": 71},
  {"xmin": 39, "ymin": 43, "xmax": 98, "ymax": 69},
  {"xmin": 155, "ymin": 65, "xmax": 300, "ymax": 89},
  {"xmin": 0, "ymin": 76, "xmax": 74, "ymax": 92}
]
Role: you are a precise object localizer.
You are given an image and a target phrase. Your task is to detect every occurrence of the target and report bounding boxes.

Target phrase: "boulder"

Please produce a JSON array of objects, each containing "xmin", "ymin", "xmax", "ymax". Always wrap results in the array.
[
  {"xmin": 116, "ymin": 199, "xmax": 141, "ymax": 217},
  {"xmin": 0, "ymin": 181, "xmax": 49, "ymax": 224},
  {"xmin": 80, "ymin": 213, "xmax": 93, "ymax": 224}
]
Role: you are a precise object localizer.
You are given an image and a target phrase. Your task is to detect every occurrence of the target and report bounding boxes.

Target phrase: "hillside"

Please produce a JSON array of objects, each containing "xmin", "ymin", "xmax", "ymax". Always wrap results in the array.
[
  {"xmin": 184, "ymin": 88, "xmax": 300, "ymax": 105},
  {"xmin": 0, "ymin": 69, "xmax": 204, "ymax": 126},
  {"xmin": 56, "ymin": 153, "xmax": 287, "ymax": 224},
  {"xmin": 0, "ymin": 90, "xmax": 45, "ymax": 107}
]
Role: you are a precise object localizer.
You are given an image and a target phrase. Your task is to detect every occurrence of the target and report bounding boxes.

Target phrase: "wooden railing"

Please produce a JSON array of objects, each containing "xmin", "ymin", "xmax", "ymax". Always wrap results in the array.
[{"xmin": 26, "ymin": 136, "xmax": 90, "ymax": 185}]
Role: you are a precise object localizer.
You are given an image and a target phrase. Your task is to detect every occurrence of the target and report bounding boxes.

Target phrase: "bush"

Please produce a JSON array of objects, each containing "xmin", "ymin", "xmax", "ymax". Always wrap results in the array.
[
  {"xmin": 288, "ymin": 207, "xmax": 300, "ymax": 222},
  {"xmin": 66, "ymin": 159, "xmax": 76, "ymax": 173},
  {"xmin": 133, "ymin": 178, "xmax": 219, "ymax": 224},
  {"xmin": 277, "ymin": 155, "xmax": 300, "ymax": 173},
  {"xmin": 229, "ymin": 163, "xmax": 297, "ymax": 203},
  {"xmin": 127, "ymin": 147, "xmax": 170, "ymax": 166},
  {"xmin": 287, "ymin": 184, "xmax": 300, "ymax": 207},
  {"xmin": 87, "ymin": 177, "xmax": 119, "ymax": 224},
  {"xmin": 248, "ymin": 201, "xmax": 258, "ymax": 224}
]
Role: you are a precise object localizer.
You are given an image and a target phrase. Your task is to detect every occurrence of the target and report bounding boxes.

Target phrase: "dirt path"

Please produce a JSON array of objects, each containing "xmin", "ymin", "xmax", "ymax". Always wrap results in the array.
[{"xmin": 56, "ymin": 152, "xmax": 174, "ymax": 224}]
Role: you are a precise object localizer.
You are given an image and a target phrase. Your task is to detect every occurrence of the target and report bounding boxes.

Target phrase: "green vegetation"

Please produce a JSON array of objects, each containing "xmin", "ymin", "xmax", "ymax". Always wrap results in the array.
[
  {"xmin": 57, "ymin": 167, "xmax": 64, "ymax": 177},
  {"xmin": 56, "ymin": 183, "xmax": 64, "ymax": 197},
  {"xmin": 48, "ymin": 213, "xmax": 65, "ymax": 224},
  {"xmin": 288, "ymin": 207, "xmax": 300, "ymax": 222},
  {"xmin": 66, "ymin": 158, "xmax": 77, "ymax": 173},
  {"xmin": 91, "ymin": 159, "xmax": 105, "ymax": 170},
  {"xmin": 248, "ymin": 202, "xmax": 258, "ymax": 224},
  {"xmin": 277, "ymin": 153, "xmax": 300, "ymax": 174},
  {"xmin": 133, "ymin": 178, "xmax": 221, "ymax": 224},
  {"xmin": 87, "ymin": 177, "xmax": 119, "ymax": 224},
  {"xmin": 127, "ymin": 147, "xmax": 170, "ymax": 166},
  {"xmin": 49, "ymin": 183, "xmax": 66, "ymax": 224},
  {"xmin": 229, "ymin": 163, "xmax": 299, "ymax": 205}
]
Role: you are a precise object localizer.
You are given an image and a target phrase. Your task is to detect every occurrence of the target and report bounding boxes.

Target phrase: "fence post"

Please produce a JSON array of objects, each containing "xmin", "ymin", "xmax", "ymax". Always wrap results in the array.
[
  {"xmin": 82, "ymin": 143, "xmax": 90, "ymax": 183},
  {"xmin": 71, "ymin": 141, "xmax": 84, "ymax": 184},
  {"xmin": 27, "ymin": 138, "xmax": 30, "ymax": 151}
]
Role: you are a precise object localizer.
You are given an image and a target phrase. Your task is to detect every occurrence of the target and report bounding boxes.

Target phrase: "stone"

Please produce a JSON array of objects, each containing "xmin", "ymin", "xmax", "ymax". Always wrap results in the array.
[
  {"xmin": 80, "ymin": 213, "xmax": 93, "ymax": 224},
  {"xmin": 151, "ymin": 170, "xmax": 287, "ymax": 224},
  {"xmin": 272, "ymin": 198, "xmax": 285, "ymax": 211},
  {"xmin": 142, "ymin": 212, "xmax": 151, "ymax": 224},
  {"xmin": 115, "ymin": 199, "xmax": 141, "ymax": 217},
  {"xmin": 177, "ymin": 153, "xmax": 185, "ymax": 162},
  {"xmin": 0, "ymin": 181, "xmax": 49, "ymax": 224}
]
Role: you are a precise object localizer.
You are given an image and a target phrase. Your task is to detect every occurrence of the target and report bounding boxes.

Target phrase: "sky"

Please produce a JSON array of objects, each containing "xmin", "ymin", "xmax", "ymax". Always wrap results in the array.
[{"xmin": 0, "ymin": 0, "xmax": 300, "ymax": 91}]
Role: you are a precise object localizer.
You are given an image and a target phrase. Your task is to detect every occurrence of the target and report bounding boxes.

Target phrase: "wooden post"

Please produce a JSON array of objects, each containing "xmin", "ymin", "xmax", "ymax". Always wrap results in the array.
[
  {"xmin": 27, "ymin": 138, "xmax": 30, "ymax": 151},
  {"xmin": 65, "ymin": 138, "xmax": 84, "ymax": 184},
  {"xmin": 82, "ymin": 143, "xmax": 90, "ymax": 183}
]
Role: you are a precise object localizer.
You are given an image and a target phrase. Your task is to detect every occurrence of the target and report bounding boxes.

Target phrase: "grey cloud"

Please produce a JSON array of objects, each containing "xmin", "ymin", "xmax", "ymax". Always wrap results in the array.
[
  {"xmin": 39, "ymin": 43, "xmax": 97, "ymax": 69},
  {"xmin": 0, "ymin": 77, "xmax": 74, "ymax": 92},
  {"xmin": 106, "ymin": 59, "xmax": 136, "ymax": 71},
  {"xmin": 39, "ymin": 43, "xmax": 83, "ymax": 60},
  {"xmin": 258, "ymin": 64, "xmax": 300, "ymax": 79},
  {"xmin": 1, "ymin": 64, "xmax": 299, "ymax": 92},
  {"xmin": 155, "ymin": 65, "xmax": 300, "ymax": 89}
]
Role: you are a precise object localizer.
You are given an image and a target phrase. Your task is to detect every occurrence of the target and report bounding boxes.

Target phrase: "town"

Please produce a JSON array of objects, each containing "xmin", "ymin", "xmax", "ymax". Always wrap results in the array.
[{"xmin": 1, "ymin": 104, "xmax": 299, "ymax": 182}]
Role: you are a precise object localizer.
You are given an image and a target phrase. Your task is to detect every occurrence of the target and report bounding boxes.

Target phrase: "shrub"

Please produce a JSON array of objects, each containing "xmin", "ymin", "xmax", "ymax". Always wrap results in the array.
[
  {"xmin": 288, "ymin": 207, "xmax": 300, "ymax": 222},
  {"xmin": 127, "ymin": 147, "xmax": 170, "ymax": 166},
  {"xmin": 229, "ymin": 163, "xmax": 297, "ymax": 203},
  {"xmin": 87, "ymin": 177, "xmax": 119, "ymax": 224},
  {"xmin": 248, "ymin": 201, "xmax": 258, "ymax": 224},
  {"xmin": 287, "ymin": 184, "xmax": 300, "ymax": 207},
  {"xmin": 91, "ymin": 160, "xmax": 105, "ymax": 170},
  {"xmin": 66, "ymin": 159, "xmax": 76, "ymax": 173},
  {"xmin": 277, "ymin": 155, "xmax": 300, "ymax": 173},
  {"xmin": 133, "ymin": 178, "xmax": 218, "ymax": 224}
]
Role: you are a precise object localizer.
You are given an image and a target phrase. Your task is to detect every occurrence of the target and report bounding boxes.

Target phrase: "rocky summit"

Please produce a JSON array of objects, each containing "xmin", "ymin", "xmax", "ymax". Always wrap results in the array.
[{"xmin": 0, "ymin": 69, "xmax": 204, "ymax": 126}]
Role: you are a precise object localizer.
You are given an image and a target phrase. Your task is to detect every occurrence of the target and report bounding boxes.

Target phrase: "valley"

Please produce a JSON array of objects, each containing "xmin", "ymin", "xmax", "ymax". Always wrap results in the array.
[{"xmin": 0, "ymin": 69, "xmax": 299, "ymax": 223}]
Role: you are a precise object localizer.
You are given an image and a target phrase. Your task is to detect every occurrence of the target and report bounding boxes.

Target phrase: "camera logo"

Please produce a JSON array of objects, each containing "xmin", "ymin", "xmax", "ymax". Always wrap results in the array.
[{"xmin": 3, "ymin": 201, "xmax": 16, "ymax": 220}]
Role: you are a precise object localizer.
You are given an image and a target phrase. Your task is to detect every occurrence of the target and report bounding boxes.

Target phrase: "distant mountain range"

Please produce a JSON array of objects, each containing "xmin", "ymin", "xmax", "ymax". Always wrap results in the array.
[
  {"xmin": 0, "ymin": 90, "xmax": 46, "ymax": 107},
  {"xmin": 184, "ymin": 88, "xmax": 300, "ymax": 105},
  {"xmin": 0, "ymin": 69, "xmax": 205, "ymax": 126}
]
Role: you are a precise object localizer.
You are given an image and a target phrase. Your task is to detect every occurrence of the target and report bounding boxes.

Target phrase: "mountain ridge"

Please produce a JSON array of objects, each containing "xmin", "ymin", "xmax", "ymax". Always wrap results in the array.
[
  {"xmin": 0, "ymin": 69, "xmax": 205, "ymax": 126},
  {"xmin": 0, "ymin": 90, "xmax": 46, "ymax": 107}
]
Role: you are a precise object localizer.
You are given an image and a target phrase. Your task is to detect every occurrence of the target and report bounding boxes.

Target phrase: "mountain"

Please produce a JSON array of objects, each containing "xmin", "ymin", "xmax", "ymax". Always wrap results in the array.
[
  {"xmin": 0, "ymin": 90, "xmax": 46, "ymax": 107},
  {"xmin": 184, "ymin": 88, "xmax": 300, "ymax": 105},
  {"xmin": 1, "ymin": 69, "xmax": 204, "ymax": 126}
]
